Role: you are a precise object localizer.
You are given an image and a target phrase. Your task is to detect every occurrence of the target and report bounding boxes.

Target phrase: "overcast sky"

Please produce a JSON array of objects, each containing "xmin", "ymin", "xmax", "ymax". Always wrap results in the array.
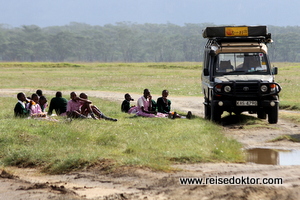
[{"xmin": 0, "ymin": 0, "xmax": 299, "ymax": 27}]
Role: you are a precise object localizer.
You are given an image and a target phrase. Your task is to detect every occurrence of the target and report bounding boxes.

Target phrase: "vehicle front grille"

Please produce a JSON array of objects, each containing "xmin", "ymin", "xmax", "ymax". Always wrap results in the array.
[{"xmin": 233, "ymin": 82, "xmax": 260, "ymax": 97}]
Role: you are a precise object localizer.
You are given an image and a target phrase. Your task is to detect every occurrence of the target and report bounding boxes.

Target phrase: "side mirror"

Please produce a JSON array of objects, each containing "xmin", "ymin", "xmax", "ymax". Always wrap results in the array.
[
  {"xmin": 203, "ymin": 68, "xmax": 209, "ymax": 76},
  {"xmin": 272, "ymin": 67, "xmax": 278, "ymax": 75}
]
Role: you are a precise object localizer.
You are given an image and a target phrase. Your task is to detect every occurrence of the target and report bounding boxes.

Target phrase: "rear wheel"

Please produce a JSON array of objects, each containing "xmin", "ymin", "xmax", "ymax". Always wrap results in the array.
[{"xmin": 268, "ymin": 103, "xmax": 279, "ymax": 124}]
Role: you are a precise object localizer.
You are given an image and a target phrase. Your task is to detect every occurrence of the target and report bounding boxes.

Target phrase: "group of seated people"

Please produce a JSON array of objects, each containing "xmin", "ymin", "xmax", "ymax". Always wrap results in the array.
[
  {"xmin": 14, "ymin": 90, "xmax": 117, "ymax": 121},
  {"xmin": 14, "ymin": 90, "xmax": 49, "ymax": 118},
  {"xmin": 14, "ymin": 89, "xmax": 192, "ymax": 121},
  {"xmin": 121, "ymin": 89, "xmax": 192, "ymax": 119}
]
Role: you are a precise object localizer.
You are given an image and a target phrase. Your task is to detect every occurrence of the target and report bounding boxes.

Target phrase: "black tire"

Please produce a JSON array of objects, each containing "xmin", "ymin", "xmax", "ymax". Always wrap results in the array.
[
  {"xmin": 268, "ymin": 103, "xmax": 279, "ymax": 124},
  {"xmin": 204, "ymin": 104, "xmax": 211, "ymax": 119},
  {"xmin": 257, "ymin": 110, "xmax": 267, "ymax": 119},
  {"xmin": 211, "ymin": 105, "xmax": 221, "ymax": 122}
]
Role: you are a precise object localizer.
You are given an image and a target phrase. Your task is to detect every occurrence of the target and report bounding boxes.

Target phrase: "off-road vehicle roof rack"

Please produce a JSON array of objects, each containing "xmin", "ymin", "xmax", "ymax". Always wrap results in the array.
[{"xmin": 203, "ymin": 26, "xmax": 272, "ymax": 44}]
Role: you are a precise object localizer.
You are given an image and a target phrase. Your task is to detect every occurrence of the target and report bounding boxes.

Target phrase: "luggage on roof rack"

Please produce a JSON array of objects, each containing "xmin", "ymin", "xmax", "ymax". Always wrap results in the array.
[{"xmin": 202, "ymin": 26, "xmax": 268, "ymax": 38}]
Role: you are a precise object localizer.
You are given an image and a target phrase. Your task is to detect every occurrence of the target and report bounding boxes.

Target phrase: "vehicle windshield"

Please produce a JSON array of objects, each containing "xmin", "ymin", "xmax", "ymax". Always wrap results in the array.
[{"xmin": 214, "ymin": 53, "xmax": 270, "ymax": 75}]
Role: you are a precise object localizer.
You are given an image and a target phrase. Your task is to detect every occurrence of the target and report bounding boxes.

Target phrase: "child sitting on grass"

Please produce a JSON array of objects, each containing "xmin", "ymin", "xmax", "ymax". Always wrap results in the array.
[
  {"xmin": 121, "ymin": 93, "xmax": 135, "ymax": 113},
  {"xmin": 14, "ymin": 92, "xmax": 30, "ymax": 117},
  {"xmin": 136, "ymin": 89, "xmax": 168, "ymax": 118},
  {"xmin": 66, "ymin": 91, "xmax": 95, "ymax": 119},
  {"xmin": 157, "ymin": 89, "xmax": 192, "ymax": 119},
  {"xmin": 27, "ymin": 93, "xmax": 47, "ymax": 117},
  {"xmin": 79, "ymin": 93, "xmax": 117, "ymax": 121}
]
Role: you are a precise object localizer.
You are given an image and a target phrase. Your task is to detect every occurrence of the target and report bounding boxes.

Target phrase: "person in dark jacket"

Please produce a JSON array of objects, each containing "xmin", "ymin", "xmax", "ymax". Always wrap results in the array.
[
  {"xmin": 157, "ymin": 90, "xmax": 192, "ymax": 119},
  {"xmin": 157, "ymin": 90, "xmax": 171, "ymax": 114},
  {"xmin": 47, "ymin": 91, "xmax": 68, "ymax": 116},
  {"xmin": 14, "ymin": 92, "xmax": 30, "ymax": 117},
  {"xmin": 121, "ymin": 93, "xmax": 134, "ymax": 113}
]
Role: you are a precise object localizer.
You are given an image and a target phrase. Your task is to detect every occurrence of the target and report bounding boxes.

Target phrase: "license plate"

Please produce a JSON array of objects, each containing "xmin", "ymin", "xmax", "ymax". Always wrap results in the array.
[{"xmin": 236, "ymin": 101, "xmax": 257, "ymax": 106}]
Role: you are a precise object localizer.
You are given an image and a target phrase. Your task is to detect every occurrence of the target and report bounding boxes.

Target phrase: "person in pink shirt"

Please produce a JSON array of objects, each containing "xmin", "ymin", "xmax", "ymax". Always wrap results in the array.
[
  {"xmin": 27, "ymin": 93, "xmax": 46, "ymax": 117},
  {"xmin": 66, "ymin": 91, "xmax": 97, "ymax": 119},
  {"xmin": 136, "ymin": 89, "xmax": 168, "ymax": 118},
  {"xmin": 79, "ymin": 93, "xmax": 117, "ymax": 121}
]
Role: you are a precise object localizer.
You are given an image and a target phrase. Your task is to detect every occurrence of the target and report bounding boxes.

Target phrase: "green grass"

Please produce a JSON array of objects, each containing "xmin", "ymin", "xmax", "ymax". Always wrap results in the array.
[
  {"xmin": 278, "ymin": 111, "xmax": 300, "ymax": 124},
  {"xmin": 270, "ymin": 135, "xmax": 300, "ymax": 143},
  {"xmin": 1, "ymin": 61, "xmax": 299, "ymax": 174},
  {"xmin": 274, "ymin": 62, "xmax": 300, "ymax": 110},
  {"xmin": 1, "ymin": 61, "xmax": 299, "ymax": 109},
  {"xmin": 0, "ymin": 62, "xmax": 201, "ymax": 96},
  {"xmin": 0, "ymin": 96, "xmax": 243, "ymax": 174},
  {"xmin": 1, "ymin": 61, "xmax": 299, "ymax": 108}
]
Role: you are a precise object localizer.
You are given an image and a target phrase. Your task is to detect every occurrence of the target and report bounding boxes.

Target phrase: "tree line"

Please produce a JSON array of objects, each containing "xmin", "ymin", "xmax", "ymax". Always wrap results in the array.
[{"xmin": 0, "ymin": 22, "xmax": 299, "ymax": 62}]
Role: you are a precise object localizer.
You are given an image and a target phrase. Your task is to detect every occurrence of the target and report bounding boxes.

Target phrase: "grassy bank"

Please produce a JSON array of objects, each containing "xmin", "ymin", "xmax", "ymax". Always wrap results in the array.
[
  {"xmin": 0, "ymin": 61, "xmax": 298, "ymax": 174},
  {"xmin": 0, "ymin": 96, "xmax": 243, "ymax": 174}
]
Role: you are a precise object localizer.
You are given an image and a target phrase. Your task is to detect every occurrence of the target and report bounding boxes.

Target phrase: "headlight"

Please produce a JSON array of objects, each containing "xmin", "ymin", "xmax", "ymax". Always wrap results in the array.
[
  {"xmin": 215, "ymin": 84, "xmax": 222, "ymax": 92},
  {"xmin": 224, "ymin": 85, "xmax": 231, "ymax": 93},
  {"xmin": 261, "ymin": 85, "xmax": 268, "ymax": 92}
]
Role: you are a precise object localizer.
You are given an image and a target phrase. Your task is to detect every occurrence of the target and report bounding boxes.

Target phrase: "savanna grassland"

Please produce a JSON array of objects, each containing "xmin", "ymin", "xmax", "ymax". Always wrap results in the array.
[
  {"xmin": 0, "ymin": 62, "xmax": 299, "ymax": 174},
  {"xmin": 0, "ymin": 62, "xmax": 201, "ymax": 96},
  {"xmin": 274, "ymin": 62, "xmax": 300, "ymax": 109}
]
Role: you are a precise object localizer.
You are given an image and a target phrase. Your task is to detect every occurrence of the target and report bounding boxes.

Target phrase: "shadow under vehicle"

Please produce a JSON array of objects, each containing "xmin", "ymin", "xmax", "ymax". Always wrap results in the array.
[{"xmin": 201, "ymin": 26, "xmax": 281, "ymax": 124}]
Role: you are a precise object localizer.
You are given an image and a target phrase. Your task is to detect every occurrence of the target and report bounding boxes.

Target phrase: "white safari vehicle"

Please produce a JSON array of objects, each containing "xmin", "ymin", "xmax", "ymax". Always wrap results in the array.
[{"xmin": 201, "ymin": 26, "xmax": 281, "ymax": 124}]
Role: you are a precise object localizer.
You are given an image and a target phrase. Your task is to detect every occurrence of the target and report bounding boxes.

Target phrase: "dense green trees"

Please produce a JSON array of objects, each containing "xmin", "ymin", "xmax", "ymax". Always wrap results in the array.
[{"xmin": 0, "ymin": 22, "xmax": 299, "ymax": 62}]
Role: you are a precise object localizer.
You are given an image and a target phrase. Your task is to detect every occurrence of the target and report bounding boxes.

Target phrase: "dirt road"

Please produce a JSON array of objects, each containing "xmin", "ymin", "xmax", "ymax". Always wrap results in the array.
[{"xmin": 1, "ymin": 89, "xmax": 300, "ymax": 200}]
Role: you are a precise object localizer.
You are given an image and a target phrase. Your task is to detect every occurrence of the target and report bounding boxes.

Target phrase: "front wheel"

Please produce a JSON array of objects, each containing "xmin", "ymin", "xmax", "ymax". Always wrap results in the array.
[
  {"xmin": 268, "ymin": 103, "xmax": 279, "ymax": 124},
  {"xmin": 204, "ymin": 104, "xmax": 211, "ymax": 119},
  {"xmin": 211, "ymin": 105, "xmax": 221, "ymax": 122}
]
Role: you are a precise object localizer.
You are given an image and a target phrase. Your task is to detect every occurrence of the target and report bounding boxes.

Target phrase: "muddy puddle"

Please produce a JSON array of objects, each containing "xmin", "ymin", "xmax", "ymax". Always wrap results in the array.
[{"xmin": 246, "ymin": 148, "xmax": 300, "ymax": 165}]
